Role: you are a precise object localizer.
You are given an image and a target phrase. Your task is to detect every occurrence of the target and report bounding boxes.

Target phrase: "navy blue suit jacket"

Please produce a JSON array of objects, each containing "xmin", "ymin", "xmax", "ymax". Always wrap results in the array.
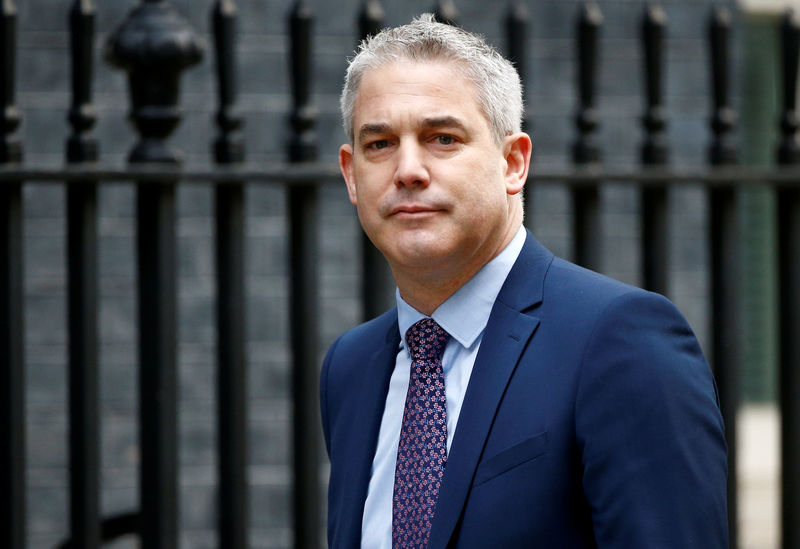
[{"xmin": 321, "ymin": 231, "xmax": 728, "ymax": 548}]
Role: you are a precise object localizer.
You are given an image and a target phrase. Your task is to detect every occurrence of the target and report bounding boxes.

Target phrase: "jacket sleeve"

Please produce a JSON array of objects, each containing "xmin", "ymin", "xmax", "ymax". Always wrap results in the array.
[{"xmin": 575, "ymin": 291, "xmax": 728, "ymax": 548}]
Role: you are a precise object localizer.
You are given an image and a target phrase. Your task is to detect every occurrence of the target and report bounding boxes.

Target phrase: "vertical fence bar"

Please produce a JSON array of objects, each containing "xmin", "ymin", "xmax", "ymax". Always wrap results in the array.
[
  {"xmin": 0, "ymin": 1, "xmax": 23, "ymax": 548},
  {"xmin": 434, "ymin": 0, "xmax": 458, "ymax": 26},
  {"xmin": 505, "ymin": 0, "xmax": 528, "ymax": 131},
  {"xmin": 505, "ymin": 0, "xmax": 532, "ymax": 217},
  {"xmin": 105, "ymin": 2, "xmax": 203, "ymax": 547},
  {"xmin": 707, "ymin": 7, "xmax": 739, "ymax": 547},
  {"xmin": 0, "ymin": 181, "xmax": 23, "ymax": 549},
  {"xmin": 778, "ymin": 12, "xmax": 800, "ymax": 549},
  {"xmin": 640, "ymin": 4, "xmax": 669, "ymax": 295},
  {"xmin": 212, "ymin": 1, "xmax": 248, "ymax": 548},
  {"xmin": 66, "ymin": 1, "xmax": 100, "ymax": 548},
  {"xmin": 572, "ymin": 1, "xmax": 603, "ymax": 271},
  {"xmin": 778, "ymin": 177, "xmax": 800, "ymax": 549},
  {"xmin": 288, "ymin": 3, "xmax": 321, "ymax": 547},
  {"xmin": 136, "ymin": 179, "xmax": 178, "ymax": 549},
  {"xmin": 358, "ymin": 0, "xmax": 394, "ymax": 320}
]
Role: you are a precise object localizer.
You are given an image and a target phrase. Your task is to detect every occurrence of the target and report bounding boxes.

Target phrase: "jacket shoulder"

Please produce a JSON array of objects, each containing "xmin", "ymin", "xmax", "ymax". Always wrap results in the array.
[
  {"xmin": 320, "ymin": 308, "xmax": 398, "ymax": 454},
  {"xmin": 326, "ymin": 308, "xmax": 399, "ymax": 366}
]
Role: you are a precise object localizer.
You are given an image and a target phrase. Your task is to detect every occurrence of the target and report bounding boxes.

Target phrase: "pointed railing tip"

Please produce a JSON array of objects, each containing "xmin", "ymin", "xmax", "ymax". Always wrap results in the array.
[
  {"xmin": 0, "ymin": 0, "xmax": 16, "ymax": 15},
  {"xmin": 582, "ymin": 1, "xmax": 603, "ymax": 25},
  {"xmin": 779, "ymin": 6, "xmax": 800, "ymax": 163},
  {"xmin": 288, "ymin": 0, "xmax": 317, "ymax": 163},
  {"xmin": 707, "ymin": 3, "xmax": 737, "ymax": 166},
  {"xmin": 362, "ymin": 0, "xmax": 385, "ymax": 21},
  {"xmin": 216, "ymin": 0, "xmax": 237, "ymax": 17},
  {"xmin": 291, "ymin": 0, "xmax": 314, "ymax": 20},
  {"xmin": 68, "ymin": 0, "xmax": 98, "ymax": 163},
  {"xmin": 433, "ymin": 0, "xmax": 458, "ymax": 26},
  {"xmin": 212, "ymin": 0, "xmax": 244, "ymax": 164},
  {"xmin": 574, "ymin": 0, "xmax": 602, "ymax": 165},
  {"xmin": 76, "ymin": 0, "xmax": 95, "ymax": 12},
  {"xmin": 710, "ymin": 5, "xmax": 732, "ymax": 27},
  {"xmin": 507, "ymin": 0, "xmax": 528, "ymax": 20},
  {"xmin": 644, "ymin": 3, "xmax": 667, "ymax": 25},
  {"xmin": 360, "ymin": 0, "xmax": 385, "ymax": 42},
  {"xmin": 0, "ymin": 0, "xmax": 20, "ymax": 163},
  {"xmin": 786, "ymin": 7, "xmax": 800, "ymax": 26}
]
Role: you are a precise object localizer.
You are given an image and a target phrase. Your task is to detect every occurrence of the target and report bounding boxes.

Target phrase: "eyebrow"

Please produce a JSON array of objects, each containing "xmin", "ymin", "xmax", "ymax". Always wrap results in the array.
[
  {"xmin": 357, "ymin": 123, "xmax": 391, "ymax": 143},
  {"xmin": 356, "ymin": 116, "xmax": 469, "ymax": 143},
  {"xmin": 420, "ymin": 116, "xmax": 468, "ymax": 133}
]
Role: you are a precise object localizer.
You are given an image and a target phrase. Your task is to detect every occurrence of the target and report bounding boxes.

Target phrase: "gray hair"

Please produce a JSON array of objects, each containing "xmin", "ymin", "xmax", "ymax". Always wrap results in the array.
[{"xmin": 340, "ymin": 14, "xmax": 523, "ymax": 145}]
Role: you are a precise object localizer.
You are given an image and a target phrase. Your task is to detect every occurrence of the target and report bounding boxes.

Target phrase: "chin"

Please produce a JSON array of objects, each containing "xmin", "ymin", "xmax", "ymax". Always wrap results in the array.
[
  {"xmin": 390, "ymin": 240, "xmax": 454, "ymax": 269},
  {"xmin": 371, "ymin": 224, "xmax": 460, "ymax": 265}
]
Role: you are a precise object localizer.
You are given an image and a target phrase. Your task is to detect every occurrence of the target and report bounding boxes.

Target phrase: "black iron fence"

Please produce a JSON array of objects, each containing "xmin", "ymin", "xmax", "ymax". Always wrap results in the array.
[{"xmin": 1, "ymin": 0, "xmax": 799, "ymax": 548}]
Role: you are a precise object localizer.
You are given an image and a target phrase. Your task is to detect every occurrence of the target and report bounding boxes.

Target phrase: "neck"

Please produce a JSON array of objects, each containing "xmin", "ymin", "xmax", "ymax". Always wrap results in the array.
[{"xmin": 395, "ymin": 270, "xmax": 471, "ymax": 316}]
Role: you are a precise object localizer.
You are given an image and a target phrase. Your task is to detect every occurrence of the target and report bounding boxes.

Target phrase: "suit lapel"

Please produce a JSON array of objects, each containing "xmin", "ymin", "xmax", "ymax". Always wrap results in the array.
[
  {"xmin": 338, "ymin": 317, "xmax": 400, "ymax": 547},
  {"xmin": 428, "ymin": 231, "xmax": 552, "ymax": 549},
  {"xmin": 428, "ymin": 306, "xmax": 540, "ymax": 548}
]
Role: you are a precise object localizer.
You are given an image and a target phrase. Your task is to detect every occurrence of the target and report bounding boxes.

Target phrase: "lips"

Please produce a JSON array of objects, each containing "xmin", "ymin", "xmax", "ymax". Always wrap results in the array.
[{"xmin": 389, "ymin": 204, "xmax": 443, "ymax": 218}]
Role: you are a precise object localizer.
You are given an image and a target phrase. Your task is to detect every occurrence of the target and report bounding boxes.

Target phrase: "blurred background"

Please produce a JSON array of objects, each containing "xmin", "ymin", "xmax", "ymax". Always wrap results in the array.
[{"xmin": 11, "ymin": 0, "xmax": 793, "ymax": 547}]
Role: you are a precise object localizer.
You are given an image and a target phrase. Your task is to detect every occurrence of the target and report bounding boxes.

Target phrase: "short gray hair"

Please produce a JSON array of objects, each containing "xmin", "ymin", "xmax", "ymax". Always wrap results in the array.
[{"xmin": 341, "ymin": 14, "xmax": 523, "ymax": 145}]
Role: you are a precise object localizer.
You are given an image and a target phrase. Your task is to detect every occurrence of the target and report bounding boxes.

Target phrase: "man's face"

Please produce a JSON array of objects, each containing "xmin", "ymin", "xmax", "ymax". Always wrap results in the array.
[{"xmin": 339, "ymin": 60, "xmax": 529, "ymax": 285}]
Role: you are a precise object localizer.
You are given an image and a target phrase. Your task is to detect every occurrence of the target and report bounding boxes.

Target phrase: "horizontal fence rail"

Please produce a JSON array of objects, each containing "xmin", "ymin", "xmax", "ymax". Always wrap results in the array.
[
  {"xmin": 9, "ymin": 163, "xmax": 800, "ymax": 184},
  {"xmin": 1, "ymin": 1, "xmax": 800, "ymax": 549}
]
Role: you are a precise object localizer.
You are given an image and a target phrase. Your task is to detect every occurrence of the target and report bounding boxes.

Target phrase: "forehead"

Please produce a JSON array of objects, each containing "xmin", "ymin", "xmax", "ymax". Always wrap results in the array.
[{"xmin": 352, "ymin": 60, "xmax": 489, "ymax": 131}]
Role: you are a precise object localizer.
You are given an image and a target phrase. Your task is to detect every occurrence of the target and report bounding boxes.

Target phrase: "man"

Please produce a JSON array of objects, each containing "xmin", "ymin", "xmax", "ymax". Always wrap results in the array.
[{"xmin": 321, "ymin": 14, "xmax": 728, "ymax": 549}]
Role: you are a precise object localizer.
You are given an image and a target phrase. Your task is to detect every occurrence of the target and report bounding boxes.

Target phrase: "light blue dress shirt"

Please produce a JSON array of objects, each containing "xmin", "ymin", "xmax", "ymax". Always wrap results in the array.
[{"xmin": 360, "ymin": 226, "xmax": 527, "ymax": 548}]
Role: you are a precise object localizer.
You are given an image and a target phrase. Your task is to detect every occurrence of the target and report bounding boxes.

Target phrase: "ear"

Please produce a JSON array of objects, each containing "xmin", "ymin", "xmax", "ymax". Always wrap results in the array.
[
  {"xmin": 339, "ymin": 143, "xmax": 358, "ymax": 206},
  {"xmin": 502, "ymin": 132, "xmax": 532, "ymax": 196}
]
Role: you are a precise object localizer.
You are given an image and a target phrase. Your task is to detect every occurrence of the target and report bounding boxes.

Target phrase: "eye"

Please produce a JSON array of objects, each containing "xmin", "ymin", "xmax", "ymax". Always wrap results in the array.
[
  {"xmin": 436, "ymin": 135, "xmax": 454, "ymax": 145},
  {"xmin": 369, "ymin": 139, "xmax": 389, "ymax": 150}
]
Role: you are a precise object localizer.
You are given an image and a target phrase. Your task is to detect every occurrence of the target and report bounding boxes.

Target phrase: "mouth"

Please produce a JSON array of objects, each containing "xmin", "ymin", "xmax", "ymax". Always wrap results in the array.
[{"xmin": 389, "ymin": 204, "xmax": 443, "ymax": 219}]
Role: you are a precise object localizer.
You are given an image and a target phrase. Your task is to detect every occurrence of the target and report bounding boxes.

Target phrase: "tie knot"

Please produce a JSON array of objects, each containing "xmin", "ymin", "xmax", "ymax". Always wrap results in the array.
[{"xmin": 406, "ymin": 318, "xmax": 450, "ymax": 362}]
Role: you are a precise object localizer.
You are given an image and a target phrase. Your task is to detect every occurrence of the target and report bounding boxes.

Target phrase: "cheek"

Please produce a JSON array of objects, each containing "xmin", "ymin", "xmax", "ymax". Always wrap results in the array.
[
  {"xmin": 356, "ymin": 185, "xmax": 383, "ymax": 217},
  {"xmin": 350, "ymin": 173, "xmax": 374, "ymax": 207},
  {"xmin": 354, "ymin": 164, "xmax": 387, "ymax": 197},
  {"xmin": 353, "ymin": 179, "xmax": 384, "ymax": 227},
  {"xmin": 459, "ymin": 168, "xmax": 507, "ymax": 207}
]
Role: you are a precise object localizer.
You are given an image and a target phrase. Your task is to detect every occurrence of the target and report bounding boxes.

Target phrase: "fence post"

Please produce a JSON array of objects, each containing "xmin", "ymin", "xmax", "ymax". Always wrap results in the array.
[
  {"xmin": 707, "ymin": 7, "xmax": 739, "ymax": 548},
  {"xmin": 357, "ymin": 0, "xmax": 394, "ymax": 321},
  {"xmin": 506, "ymin": 0, "xmax": 529, "ymax": 130},
  {"xmin": 571, "ymin": 1, "xmax": 603, "ymax": 272},
  {"xmin": 66, "ymin": 1, "xmax": 101, "ymax": 548},
  {"xmin": 0, "ymin": 1, "xmax": 23, "ymax": 546},
  {"xmin": 288, "ymin": 2, "xmax": 322, "ymax": 547},
  {"xmin": 777, "ymin": 159, "xmax": 800, "ymax": 549},
  {"xmin": 778, "ymin": 11, "xmax": 800, "ymax": 549},
  {"xmin": 212, "ymin": 1, "xmax": 248, "ymax": 548},
  {"xmin": 105, "ymin": 1, "xmax": 203, "ymax": 547},
  {"xmin": 640, "ymin": 4, "xmax": 669, "ymax": 295},
  {"xmin": 505, "ymin": 0, "xmax": 532, "ymax": 217}
]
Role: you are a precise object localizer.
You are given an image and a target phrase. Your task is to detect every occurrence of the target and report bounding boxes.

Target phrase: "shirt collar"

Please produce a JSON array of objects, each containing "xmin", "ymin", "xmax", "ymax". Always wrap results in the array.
[{"xmin": 397, "ymin": 225, "xmax": 527, "ymax": 350}]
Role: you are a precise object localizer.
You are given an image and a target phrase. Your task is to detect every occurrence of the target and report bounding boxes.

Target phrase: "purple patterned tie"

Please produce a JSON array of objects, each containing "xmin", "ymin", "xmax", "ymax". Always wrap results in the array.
[{"xmin": 392, "ymin": 318, "xmax": 450, "ymax": 548}]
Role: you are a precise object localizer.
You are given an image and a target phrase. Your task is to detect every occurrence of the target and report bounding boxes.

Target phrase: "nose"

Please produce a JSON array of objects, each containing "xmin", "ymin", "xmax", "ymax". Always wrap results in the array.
[{"xmin": 393, "ymin": 140, "xmax": 430, "ymax": 188}]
